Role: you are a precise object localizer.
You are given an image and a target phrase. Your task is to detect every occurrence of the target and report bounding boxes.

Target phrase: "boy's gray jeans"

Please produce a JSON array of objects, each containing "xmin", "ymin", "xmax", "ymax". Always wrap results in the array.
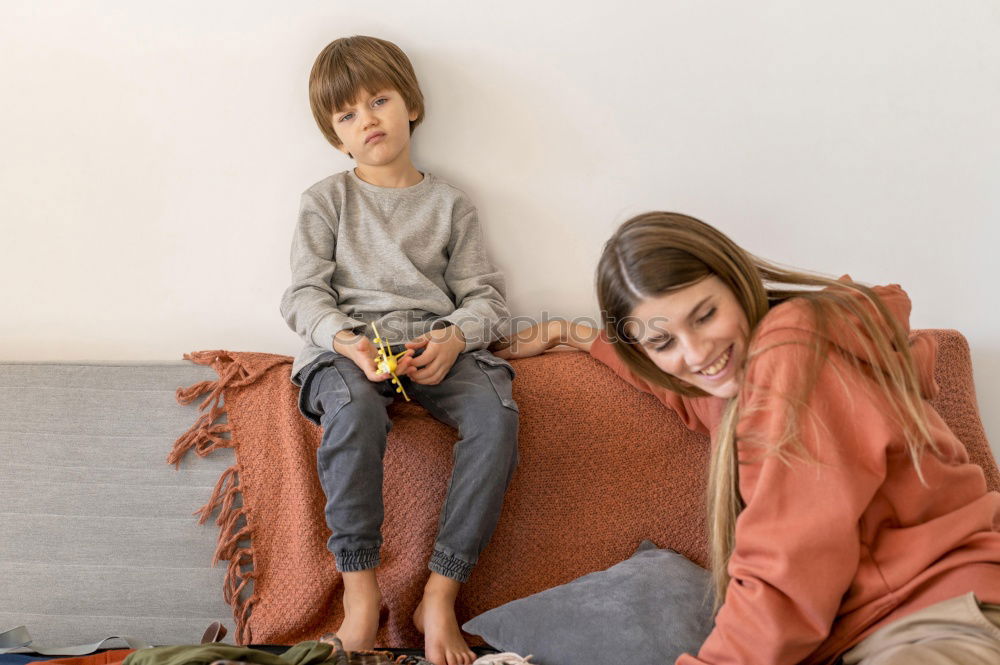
[{"xmin": 296, "ymin": 348, "xmax": 519, "ymax": 583}]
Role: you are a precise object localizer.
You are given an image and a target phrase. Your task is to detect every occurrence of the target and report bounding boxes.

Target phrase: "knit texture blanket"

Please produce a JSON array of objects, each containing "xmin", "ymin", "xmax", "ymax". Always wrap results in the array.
[{"xmin": 169, "ymin": 332, "xmax": 999, "ymax": 648}]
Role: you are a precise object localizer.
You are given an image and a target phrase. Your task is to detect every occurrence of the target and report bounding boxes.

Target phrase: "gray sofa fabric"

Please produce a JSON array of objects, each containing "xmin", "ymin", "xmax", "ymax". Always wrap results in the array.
[{"xmin": 0, "ymin": 361, "xmax": 236, "ymax": 647}]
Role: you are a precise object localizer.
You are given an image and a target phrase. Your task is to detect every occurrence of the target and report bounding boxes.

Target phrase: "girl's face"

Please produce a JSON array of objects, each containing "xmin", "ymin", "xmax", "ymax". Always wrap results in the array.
[{"xmin": 628, "ymin": 275, "xmax": 750, "ymax": 399}]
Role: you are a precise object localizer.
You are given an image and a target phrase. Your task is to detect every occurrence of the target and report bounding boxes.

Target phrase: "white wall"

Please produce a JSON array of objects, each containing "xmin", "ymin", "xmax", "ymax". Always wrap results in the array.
[{"xmin": 3, "ymin": 1, "xmax": 998, "ymax": 455}]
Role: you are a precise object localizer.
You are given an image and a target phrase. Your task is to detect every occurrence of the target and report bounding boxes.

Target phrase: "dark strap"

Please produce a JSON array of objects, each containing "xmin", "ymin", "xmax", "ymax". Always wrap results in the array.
[
  {"xmin": 1, "ymin": 621, "xmax": 228, "ymax": 657},
  {"xmin": 0, "ymin": 627, "xmax": 150, "ymax": 656},
  {"xmin": 199, "ymin": 623, "xmax": 227, "ymax": 645}
]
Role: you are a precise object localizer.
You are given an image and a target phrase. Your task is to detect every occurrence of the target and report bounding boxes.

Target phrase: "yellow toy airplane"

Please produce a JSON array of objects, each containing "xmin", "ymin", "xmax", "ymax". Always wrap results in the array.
[{"xmin": 372, "ymin": 322, "xmax": 411, "ymax": 401}]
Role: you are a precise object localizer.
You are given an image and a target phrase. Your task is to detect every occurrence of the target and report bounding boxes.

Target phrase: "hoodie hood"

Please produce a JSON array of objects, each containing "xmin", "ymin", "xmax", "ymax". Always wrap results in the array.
[{"xmin": 759, "ymin": 276, "xmax": 939, "ymax": 400}]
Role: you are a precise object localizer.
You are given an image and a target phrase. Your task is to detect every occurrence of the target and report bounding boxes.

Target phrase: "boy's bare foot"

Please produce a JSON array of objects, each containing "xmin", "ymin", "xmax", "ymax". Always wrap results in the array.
[
  {"xmin": 335, "ymin": 569, "xmax": 381, "ymax": 652},
  {"xmin": 413, "ymin": 573, "xmax": 475, "ymax": 665}
]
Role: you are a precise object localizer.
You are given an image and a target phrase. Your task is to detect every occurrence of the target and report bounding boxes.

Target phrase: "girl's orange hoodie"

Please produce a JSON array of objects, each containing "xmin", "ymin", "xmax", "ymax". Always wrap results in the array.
[{"xmin": 589, "ymin": 282, "xmax": 1000, "ymax": 665}]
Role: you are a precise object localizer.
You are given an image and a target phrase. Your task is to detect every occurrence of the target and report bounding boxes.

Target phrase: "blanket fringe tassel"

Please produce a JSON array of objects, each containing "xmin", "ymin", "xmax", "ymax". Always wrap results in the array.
[{"xmin": 170, "ymin": 350, "xmax": 259, "ymax": 645}]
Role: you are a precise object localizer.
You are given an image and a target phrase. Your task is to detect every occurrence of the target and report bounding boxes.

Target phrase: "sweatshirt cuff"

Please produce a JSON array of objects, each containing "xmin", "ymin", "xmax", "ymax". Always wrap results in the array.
[
  {"xmin": 311, "ymin": 312, "xmax": 366, "ymax": 350},
  {"xmin": 437, "ymin": 311, "xmax": 489, "ymax": 352}
]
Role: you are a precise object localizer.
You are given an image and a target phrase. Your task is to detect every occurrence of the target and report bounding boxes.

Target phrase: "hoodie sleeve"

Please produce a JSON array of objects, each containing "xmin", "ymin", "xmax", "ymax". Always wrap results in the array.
[
  {"xmin": 437, "ymin": 207, "xmax": 510, "ymax": 352},
  {"xmin": 677, "ymin": 331, "xmax": 890, "ymax": 665},
  {"xmin": 279, "ymin": 192, "xmax": 365, "ymax": 350},
  {"xmin": 589, "ymin": 330, "xmax": 712, "ymax": 435}
]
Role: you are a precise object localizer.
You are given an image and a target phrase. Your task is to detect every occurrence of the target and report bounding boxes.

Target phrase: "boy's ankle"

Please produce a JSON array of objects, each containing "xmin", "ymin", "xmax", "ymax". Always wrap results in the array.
[
  {"xmin": 421, "ymin": 571, "xmax": 462, "ymax": 602},
  {"xmin": 341, "ymin": 569, "xmax": 382, "ymax": 605}
]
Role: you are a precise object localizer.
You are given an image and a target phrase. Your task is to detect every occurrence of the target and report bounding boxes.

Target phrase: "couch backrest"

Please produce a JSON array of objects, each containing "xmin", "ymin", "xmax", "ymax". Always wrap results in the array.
[
  {"xmin": 924, "ymin": 331, "xmax": 998, "ymax": 486},
  {"xmin": 0, "ymin": 362, "xmax": 235, "ymax": 648}
]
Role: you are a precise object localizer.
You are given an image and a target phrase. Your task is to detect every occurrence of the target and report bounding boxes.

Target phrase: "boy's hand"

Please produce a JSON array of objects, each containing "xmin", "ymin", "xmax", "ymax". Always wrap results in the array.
[
  {"xmin": 402, "ymin": 325, "xmax": 466, "ymax": 385},
  {"xmin": 333, "ymin": 330, "xmax": 413, "ymax": 382}
]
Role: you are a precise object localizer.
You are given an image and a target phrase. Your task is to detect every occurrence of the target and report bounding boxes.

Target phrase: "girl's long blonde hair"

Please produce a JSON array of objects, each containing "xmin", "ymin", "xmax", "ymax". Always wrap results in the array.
[{"xmin": 596, "ymin": 212, "xmax": 937, "ymax": 608}]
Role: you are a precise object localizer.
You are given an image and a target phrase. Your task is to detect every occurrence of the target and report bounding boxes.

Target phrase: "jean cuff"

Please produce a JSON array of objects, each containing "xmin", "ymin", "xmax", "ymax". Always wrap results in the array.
[
  {"xmin": 335, "ymin": 545, "xmax": 381, "ymax": 572},
  {"xmin": 429, "ymin": 549, "xmax": 474, "ymax": 583}
]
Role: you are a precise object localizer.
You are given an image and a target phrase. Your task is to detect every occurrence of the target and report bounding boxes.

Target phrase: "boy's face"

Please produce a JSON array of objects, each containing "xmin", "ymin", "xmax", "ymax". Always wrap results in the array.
[{"xmin": 331, "ymin": 88, "xmax": 418, "ymax": 168}]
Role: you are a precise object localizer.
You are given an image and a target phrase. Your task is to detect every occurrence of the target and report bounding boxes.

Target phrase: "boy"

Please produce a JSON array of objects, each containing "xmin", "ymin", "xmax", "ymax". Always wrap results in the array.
[{"xmin": 280, "ymin": 36, "xmax": 519, "ymax": 665}]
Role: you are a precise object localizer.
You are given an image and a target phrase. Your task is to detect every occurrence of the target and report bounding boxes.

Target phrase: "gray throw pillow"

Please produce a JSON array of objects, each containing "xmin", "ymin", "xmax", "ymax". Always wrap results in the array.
[{"xmin": 462, "ymin": 541, "xmax": 714, "ymax": 665}]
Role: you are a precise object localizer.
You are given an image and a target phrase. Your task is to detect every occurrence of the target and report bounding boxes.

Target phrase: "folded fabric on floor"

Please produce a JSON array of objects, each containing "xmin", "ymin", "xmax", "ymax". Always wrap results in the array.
[
  {"xmin": 124, "ymin": 642, "xmax": 330, "ymax": 665},
  {"xmin": 0, "ymin": 628, "xmax": 149, "ymax": 657},
  {"xmin": 471, "ymin": 654, "xmax": 534, "ymax": 664},
  {"xmin": 0, "ymin": 649, "xmax": 135, "ymax": 665},
  {"xmin": 37, "ymin": 651, "xmax": 135, "ymax": 665},
  {"xmin": 122, "ymin": 639, "xmax": 430, "ymax": 665}
]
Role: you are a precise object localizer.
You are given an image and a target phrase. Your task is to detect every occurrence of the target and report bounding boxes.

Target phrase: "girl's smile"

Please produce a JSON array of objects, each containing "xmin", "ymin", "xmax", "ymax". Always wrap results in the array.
[{"xmin": 628, "ymin": 275, "xmax": 750, "ymax": 399}]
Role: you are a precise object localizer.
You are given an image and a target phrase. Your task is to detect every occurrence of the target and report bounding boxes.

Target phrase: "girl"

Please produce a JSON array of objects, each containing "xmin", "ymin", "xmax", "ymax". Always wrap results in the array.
[{"xmin": 497, "ymin": 212, "xmax": 1000, "ymax": 664}]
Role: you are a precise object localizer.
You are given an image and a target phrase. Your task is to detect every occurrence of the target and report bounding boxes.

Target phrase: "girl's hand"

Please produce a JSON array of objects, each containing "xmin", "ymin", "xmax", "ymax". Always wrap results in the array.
[{"xmin": 493, "ymin": 320, "xmax": 599, "ymax": 359}]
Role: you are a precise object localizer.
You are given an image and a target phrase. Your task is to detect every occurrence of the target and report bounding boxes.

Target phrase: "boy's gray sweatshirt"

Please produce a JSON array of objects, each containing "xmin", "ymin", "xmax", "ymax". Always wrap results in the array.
[{"xmin": 280, "ymin": 170, "xmax": 509, "ymax": 382}]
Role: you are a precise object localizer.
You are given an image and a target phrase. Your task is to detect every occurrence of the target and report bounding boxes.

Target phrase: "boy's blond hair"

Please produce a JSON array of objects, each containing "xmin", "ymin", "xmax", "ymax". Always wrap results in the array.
[{"xmin": 309, "ymin": 36, "xmax": 425, "ymax": 150}]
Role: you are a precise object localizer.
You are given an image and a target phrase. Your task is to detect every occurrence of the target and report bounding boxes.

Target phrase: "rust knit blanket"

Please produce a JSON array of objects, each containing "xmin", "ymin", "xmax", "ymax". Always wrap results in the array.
[{"xmin": 169, "ymin": 333, "xmax": 999, "ymax": 648}]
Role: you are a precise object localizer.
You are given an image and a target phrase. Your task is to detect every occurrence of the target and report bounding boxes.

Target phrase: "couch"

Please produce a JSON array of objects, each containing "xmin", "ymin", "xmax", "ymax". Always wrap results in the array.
[{"xmin": 2, "ymin": 330, "xmax": 997, "ymax": 652}]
